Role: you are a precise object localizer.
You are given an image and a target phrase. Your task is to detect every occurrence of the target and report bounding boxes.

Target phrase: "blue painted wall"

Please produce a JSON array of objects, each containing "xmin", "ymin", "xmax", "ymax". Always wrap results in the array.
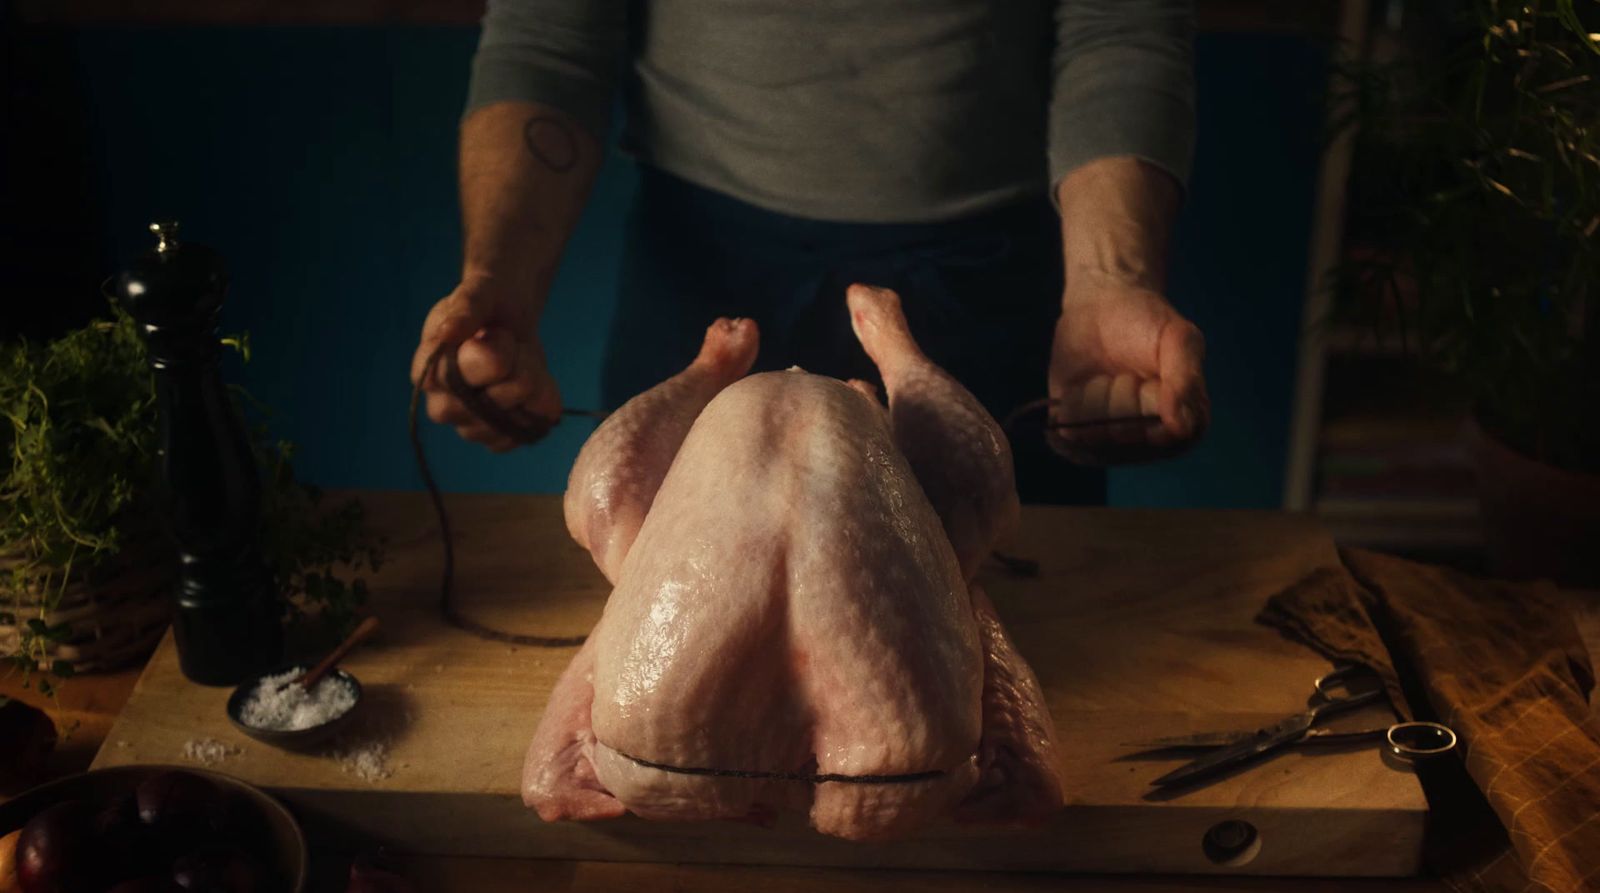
[
  {"xmin": 70, "ymin": 27, "xmax": 1322, "ymax": 508},
  {"xmin": 1113, "ymin": 35, "xmax": 1325, "ymax": 507}
]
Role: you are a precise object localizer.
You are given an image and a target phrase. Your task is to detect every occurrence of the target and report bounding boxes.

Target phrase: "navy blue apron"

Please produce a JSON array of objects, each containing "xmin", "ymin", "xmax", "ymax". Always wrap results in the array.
[{"xmin": 601, "ymin": 166, "xmax": 1105, "ymax": 506}]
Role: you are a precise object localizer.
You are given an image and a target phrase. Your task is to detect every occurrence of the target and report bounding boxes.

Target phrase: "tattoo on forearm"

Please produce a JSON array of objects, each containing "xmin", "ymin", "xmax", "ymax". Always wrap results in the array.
[{"xmin": 523, "ymin": 115, "xmax": 578, "ymax": 173}]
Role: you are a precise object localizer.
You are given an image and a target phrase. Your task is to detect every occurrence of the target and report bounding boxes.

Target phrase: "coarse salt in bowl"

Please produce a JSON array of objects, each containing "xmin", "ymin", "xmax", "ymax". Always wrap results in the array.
[{"xmin": 239, "ymin": 667, "xmax": 359, "ymax": 731}]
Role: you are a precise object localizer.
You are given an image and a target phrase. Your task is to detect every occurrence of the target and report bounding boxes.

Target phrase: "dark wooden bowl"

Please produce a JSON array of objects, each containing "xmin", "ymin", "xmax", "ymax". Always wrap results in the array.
[
  {"xmin": 226, "ymin": 664, "xmax": 363, "ymax": 751},
  {"xmin": 0, "ymin": 763, "xmax": 307, "ymax": 892}
]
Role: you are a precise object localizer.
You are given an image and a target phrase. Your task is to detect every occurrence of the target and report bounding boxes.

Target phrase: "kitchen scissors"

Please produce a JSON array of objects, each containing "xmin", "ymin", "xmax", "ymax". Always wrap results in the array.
[{"xmin": 1128, "ymin": 665, "xmax": 1458, "ymax": 789}]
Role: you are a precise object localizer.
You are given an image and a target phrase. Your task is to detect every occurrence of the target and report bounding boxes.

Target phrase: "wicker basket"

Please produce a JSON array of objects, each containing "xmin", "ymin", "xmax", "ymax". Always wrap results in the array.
[{"xmin": 0, "ymin": 533, "xmax": 176, "ymax": 673}]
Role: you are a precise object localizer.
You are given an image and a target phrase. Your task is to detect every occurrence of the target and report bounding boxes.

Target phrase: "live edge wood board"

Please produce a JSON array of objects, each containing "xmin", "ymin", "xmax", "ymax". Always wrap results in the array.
[{"xmin": 94, "ymin": 492, "xmax": 1427, "ymax": 877}]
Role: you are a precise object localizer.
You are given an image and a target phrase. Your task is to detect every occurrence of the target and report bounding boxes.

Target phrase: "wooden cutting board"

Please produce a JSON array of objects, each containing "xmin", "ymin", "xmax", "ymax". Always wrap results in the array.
[{"xmin": 93, "ymin": 492, "xmax": 1426, "ymax": 877}]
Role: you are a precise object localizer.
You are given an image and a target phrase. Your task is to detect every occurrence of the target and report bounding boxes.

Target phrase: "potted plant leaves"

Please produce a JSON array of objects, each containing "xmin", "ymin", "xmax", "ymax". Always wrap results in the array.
[
  {"xmin": 1, "ymin": 306, "xmax": 384, "ymax": 694},
  {"xmin": 1334, "ymin": 0, "xmax": 1599, "ymax": 585}
]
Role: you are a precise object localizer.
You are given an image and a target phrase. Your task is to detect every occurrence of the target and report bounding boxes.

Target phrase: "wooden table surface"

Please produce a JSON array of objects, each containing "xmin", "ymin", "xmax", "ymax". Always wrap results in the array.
[
  {"xmin": 17, "ymin": 491, "xmax": 1600, "ymax": 890},
  {"xmin": 91, "ymin": 492, "xmax": 1431, "ymax": 879}
]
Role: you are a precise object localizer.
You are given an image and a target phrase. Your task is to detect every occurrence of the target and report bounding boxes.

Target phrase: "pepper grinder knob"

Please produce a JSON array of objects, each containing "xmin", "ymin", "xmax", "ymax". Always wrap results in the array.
[
  {"xmin": 150, "ymin": 220, "xmax": 180, "ymax": 253},
  {"xmin": 118, "ymin": 220, "xmax": 282, "ymax": 686}
]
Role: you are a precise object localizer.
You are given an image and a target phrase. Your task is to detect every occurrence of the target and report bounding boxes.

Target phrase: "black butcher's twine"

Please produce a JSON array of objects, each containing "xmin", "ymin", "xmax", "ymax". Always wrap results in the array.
[
  {"xmin": 410, "ymin": 346, "xmax": 600, "ymax": 648},
  {"xmin": 611, "ymin": 749, "xmax": 948, "ymax": 785}
]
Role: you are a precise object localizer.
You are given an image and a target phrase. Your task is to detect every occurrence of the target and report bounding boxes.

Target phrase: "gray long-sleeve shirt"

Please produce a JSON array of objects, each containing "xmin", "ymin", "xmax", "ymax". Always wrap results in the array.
[{"xmin": 467, "ymin": 0, "xmax": 1194, "ymax": 224}]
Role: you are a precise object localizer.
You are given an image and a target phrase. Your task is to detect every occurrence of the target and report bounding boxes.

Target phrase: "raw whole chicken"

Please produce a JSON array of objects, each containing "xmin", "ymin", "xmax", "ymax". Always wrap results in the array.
[{"xmin": 524, "ymin": 284, "xmax": 1062, "ymax": 841}]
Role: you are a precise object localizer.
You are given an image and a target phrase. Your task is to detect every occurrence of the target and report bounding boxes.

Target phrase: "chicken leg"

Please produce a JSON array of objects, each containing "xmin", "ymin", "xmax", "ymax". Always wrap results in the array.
[
  {"xmin": 565, "ymin": 318, "xmax": 760, "ymax": 582},
  {"xmin": 846, "ymin": 284, "xmax": 1020, "ymax": 579}
]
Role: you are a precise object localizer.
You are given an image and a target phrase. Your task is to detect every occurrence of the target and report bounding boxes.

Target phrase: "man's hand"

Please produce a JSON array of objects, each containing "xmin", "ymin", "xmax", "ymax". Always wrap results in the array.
[
  {"xmin": 410, "ymin": 276, "xmax": 562, "ymax": 453},
  {"xmin": 1050, "ymin": 156, "xmax": 1207, "ymax": 465},
  {"xmin": 1047, "ymin": 278, "xmax": 1208, "ymax": 464}
]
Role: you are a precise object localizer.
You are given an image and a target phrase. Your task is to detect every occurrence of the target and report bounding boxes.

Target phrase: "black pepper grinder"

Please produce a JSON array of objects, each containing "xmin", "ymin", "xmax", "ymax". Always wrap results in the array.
[{"xmin": 118, "ymin": 221, "xmax": 282, "ymax": 685}]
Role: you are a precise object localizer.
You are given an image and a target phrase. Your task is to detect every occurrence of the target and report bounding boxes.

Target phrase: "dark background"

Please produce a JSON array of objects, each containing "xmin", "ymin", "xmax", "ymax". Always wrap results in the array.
[{"xmin": 2, "ymin": 18, "xmax": 1327, "ymax": 507}]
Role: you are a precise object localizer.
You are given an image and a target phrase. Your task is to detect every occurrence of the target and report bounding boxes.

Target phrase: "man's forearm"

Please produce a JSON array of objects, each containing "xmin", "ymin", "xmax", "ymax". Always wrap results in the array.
[
  {"xmin": 458, "ymin": 100, "xmax": 603, "ymax": 312},
  {"xmin": 1056, "ymin": 157, "xmax": 1181, "ymax": 295}
]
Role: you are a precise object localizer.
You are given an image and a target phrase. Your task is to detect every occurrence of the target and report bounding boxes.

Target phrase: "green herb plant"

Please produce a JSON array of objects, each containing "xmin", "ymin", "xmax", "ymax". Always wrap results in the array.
[
  {"xmin": 1332, "ymin": 0, "xmax": 1599, "ymax": 472},
  {"xmin": 1, "ymin": 306, "xmax": 384, "ymax": 695}
]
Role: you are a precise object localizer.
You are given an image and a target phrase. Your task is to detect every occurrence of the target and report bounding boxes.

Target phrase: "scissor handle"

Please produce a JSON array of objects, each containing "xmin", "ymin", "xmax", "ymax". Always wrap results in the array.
[
  {"xmin": 1314, "ymin": 664, "xmax": 1381, "ymax": 696},
  {"xmin": 1309, "ymin": 665, "xmax": 1386, "ymax": 720},
  {"xmin": 1300, "ymin": 722, "xmax": 1459, "ymax": 760},
  {"xmin": 1387, "ymin": 721, "xmax": 1457, "ymax": 758}
]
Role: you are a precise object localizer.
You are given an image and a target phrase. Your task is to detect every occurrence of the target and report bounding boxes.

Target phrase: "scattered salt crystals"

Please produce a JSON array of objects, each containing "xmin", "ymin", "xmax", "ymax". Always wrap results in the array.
[
  {"xmin": 334, "ymin": 741, "xmax": 393, "ymax": 782},
  {"xmin": 239, "ymin": 667, "xmax": 357, "ymax": 731},
  {"xmin": 182, "ymin": 737, "xmax": 243, "ymax": 765}
]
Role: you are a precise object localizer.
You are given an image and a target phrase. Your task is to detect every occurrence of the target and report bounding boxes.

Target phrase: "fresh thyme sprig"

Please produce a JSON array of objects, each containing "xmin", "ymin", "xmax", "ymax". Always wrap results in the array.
[{"xmin": 1, "ymin": 308, "xmax": 385, "ymax": 694}]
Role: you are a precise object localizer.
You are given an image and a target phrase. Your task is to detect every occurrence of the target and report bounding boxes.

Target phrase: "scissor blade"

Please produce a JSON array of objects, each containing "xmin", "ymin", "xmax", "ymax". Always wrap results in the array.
[{"xmin": 1149, "ymin": 713, "xmax": 1315, "ymax": 788}]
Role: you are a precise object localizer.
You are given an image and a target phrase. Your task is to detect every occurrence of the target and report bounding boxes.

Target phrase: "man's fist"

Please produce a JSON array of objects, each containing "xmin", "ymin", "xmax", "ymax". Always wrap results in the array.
[
  {"xmin": 1046, "ymin": 279, "xmax": 1209, "ymax": 465},
  {"xmin": 410, "ymin": 277, "xmax": 562, "ymax": 452}
]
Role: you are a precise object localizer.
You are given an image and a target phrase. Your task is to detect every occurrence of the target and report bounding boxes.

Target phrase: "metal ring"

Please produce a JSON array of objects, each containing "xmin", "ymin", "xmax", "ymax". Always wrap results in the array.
[{"xmin": 1387, "ymin": 722, "xmax": 1458, "ymax": 758}]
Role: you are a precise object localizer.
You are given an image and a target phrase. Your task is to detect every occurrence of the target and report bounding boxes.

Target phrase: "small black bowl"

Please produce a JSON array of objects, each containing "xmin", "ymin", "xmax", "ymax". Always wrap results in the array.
[{"xmin": 225, "ymin": 664, "xmax": 363, "ymax": 751}]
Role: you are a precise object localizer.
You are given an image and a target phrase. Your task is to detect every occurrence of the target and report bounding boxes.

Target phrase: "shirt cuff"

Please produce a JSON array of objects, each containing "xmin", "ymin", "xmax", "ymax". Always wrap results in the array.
[
  {"xmin": 465, "ymin": 49, "xmax": 616, "ymax": 143},
  {"xmin": 1048, "ymin": 46, "xmax": 1196, "ymax": 199}
]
